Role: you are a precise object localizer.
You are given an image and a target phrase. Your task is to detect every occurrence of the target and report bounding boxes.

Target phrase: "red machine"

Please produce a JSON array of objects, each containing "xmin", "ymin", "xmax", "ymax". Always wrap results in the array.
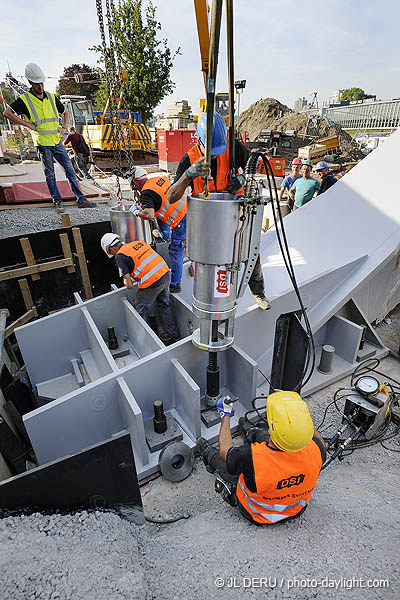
[
  {"xmin": 256, "ymin": 154, "xmax": 285, "ymax": 179},
  {"xmin": 157, "ymin": 130, "xmax": 197, "ymax": 174}
]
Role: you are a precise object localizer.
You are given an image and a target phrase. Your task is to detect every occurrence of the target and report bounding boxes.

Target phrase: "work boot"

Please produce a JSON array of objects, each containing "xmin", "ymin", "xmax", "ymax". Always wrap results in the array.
[
  {"xmin": 53, "ymin": 200, "xmax": 65, "ymax": 214},
  {"xmin": 170, "ymin": 283, "xmax": 182, "ymax": 293},
  {"xmin": 159, "ymin": 332, "xmax": 179, "ymax": 346},
  {"xmin": 238, "ymin": 416, "xmax": 255, "ymax": 438},
  {"xmin": 77, "ymin": 200, "xmax": 96, "ymax": 208},
  {"xmin": 250, "ymin": 291, "xmax": 271, "ymax": 310},
  {"xmin": 196, "ymin": 437, "xmax": 216, "ymax": 472}
]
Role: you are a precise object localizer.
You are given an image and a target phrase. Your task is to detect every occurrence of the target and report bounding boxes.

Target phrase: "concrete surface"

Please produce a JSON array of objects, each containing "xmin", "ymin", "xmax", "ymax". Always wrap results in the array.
[{"xmin": 1, "ymin": 348, "xmax": 399, "ymax": 599}]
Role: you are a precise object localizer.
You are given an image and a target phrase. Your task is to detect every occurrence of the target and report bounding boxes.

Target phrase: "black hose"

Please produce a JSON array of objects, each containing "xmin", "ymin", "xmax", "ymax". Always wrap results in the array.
[{"xmin": 244, "ymin": 152, "xmax": 316, "ymax": 392}]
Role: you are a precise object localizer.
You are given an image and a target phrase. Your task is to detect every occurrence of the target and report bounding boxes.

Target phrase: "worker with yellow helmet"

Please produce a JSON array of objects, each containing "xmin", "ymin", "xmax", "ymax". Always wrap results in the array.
[{"xmin": 196, "ymin": 391, "xmax": 326, "ymax": 525}]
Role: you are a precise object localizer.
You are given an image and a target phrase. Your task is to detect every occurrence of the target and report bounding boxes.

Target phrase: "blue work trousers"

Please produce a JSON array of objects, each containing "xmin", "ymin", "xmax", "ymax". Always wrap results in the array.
[
  {"xmin": 157, "ymin": 216, "xmax": 186, "ymax": 286},
  {"xmin": 38, "ymin": 142, "xmax": 85, "ymax": 203}
]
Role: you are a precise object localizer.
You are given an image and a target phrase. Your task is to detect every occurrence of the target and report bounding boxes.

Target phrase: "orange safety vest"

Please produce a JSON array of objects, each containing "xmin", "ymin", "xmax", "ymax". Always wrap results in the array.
[
  {"xmin": 142, "ymin": 176, "xmax": 186, "ymax": 229},
  {"xmin": 236, "ymin": 440, "xmax": 322, "ymax": 525},
  {"xmin": 187, "ymin": 144, "xmax": 244, "ymax": 195},
  {"xmin": 117, "ymin": 241, "xmax": 169, "ymax": 289}
]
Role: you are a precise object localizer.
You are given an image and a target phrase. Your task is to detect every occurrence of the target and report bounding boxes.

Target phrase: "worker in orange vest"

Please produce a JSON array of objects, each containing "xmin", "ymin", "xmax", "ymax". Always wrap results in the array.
[
  {"xmin": 196, "ymin": 391, "xmax": 326, "ymax": 525},
  {"xmin": 130, "ymin": 166, "xmax": 187, "ymax": 294},
  {"xmin": 100, "ymin": 233, "xmax": 179, "ymax": 345},
  {"xmin": 168, "ymin": 112, "xmax": 271, "ymax": 310}
]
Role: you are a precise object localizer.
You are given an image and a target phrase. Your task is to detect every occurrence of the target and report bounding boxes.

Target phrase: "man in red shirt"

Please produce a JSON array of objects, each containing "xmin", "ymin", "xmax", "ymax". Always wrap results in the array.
[{"xmin": 64, "ymin": 127, "xmax": 94, "ymax": 181}]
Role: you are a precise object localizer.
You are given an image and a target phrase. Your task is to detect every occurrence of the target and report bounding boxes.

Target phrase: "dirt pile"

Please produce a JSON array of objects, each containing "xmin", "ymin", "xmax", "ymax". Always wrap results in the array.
[{"xmin": 238, "ymin": 98, "xmax": 364, "ymax": 161}]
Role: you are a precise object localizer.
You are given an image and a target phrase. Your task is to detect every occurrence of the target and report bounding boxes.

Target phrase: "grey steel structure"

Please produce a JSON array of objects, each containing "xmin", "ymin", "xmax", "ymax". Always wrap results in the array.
[
  {"xmin": 325, "ymin": 99, "xmax": 400, "ymax": 131},
  {"xmin": 15, "ymin": 129, "xmax": 400, "ymax": 482}
]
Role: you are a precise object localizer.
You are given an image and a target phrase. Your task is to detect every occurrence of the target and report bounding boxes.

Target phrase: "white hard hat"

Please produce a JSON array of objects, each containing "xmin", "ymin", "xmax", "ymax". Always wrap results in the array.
[
  {"xmin": 101, "ymin": 233, "xmax": 120, "ymax": 257},
  {"xmin": 133, "ymin": 166, "xmax": 147, "ymax": 180},
  {"xmin": 25, "ymin": 63, "xmax": 45, "ymax": 84}
]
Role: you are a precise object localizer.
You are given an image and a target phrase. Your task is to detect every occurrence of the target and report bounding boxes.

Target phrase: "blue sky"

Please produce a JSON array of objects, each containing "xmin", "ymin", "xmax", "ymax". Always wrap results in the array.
[{"xmin": 2, "ymin": 0, "xmax": 399, "ymax": 115}]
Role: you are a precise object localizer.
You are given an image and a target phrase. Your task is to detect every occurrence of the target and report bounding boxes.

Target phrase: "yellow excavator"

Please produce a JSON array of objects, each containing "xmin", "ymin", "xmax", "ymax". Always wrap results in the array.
[{"xmin": 83, "ymin": 70, "xmax": 152, "ymax": 157}]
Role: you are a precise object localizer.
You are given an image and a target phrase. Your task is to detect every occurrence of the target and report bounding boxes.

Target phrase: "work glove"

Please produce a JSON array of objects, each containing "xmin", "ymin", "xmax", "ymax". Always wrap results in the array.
[
  {"xmin": 217, "ymin": 396, "xmax": 234, "ymax": 419},
  {"xmin": 185, "ymin": 157, "xmax": 209, "ymax": 181},
  {"xmin": 129, "ymin": 204, "xmax": 140, "ymax": 216},
  {"xmin": 226, "ymin": 174, "xmax": 246, "ymax": 194}
]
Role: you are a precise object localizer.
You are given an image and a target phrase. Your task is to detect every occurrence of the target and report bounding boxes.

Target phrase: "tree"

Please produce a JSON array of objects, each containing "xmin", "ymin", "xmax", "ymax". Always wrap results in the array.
[
  {"xmin": 341, "ymin": 87, "xmax": 374, "ymax": 101},
  {"xmin": 56, "ymin": 64, "xmax": 101, "ymax": 102},
  {"xmin": 90, "ymin": 0, "xmax": 180, "ymax": 122}
]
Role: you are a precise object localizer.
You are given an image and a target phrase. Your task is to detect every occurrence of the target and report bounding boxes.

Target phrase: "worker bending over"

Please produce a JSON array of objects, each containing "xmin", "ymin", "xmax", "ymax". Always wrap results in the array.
[
  {"xmin": 3, "ymin": 63, "xmax": 94, "ymax": 212},
  {"xmin": 101, "ymin": 233, "xmax": 179, "ymax": 345},
  {"xmin": 197, "ymin": 391, "xmax": 326, "ymax": 525},
  {"xmin": 130, "ymin": 166, "xmax": 187, "ymax": 294},
  {"xmin": 168, "ymin": 112, "xmax": 270, "ymax": 310}
]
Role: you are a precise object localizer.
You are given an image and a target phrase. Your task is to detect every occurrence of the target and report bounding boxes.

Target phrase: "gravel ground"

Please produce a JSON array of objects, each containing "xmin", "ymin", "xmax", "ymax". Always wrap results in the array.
[
  {"xmin": 1, "ymin": 350, "xmax": 399, "ymax": 599},
  {"xmin": 0, "ymin": 175, "xmax": 133, "ymax": 239}
]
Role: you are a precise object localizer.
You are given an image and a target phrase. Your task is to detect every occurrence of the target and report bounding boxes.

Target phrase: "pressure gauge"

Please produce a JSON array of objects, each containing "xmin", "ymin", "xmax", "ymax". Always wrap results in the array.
[{"xmin": 354, "ymin": 376, "xmax": 380, "ymax": 396}]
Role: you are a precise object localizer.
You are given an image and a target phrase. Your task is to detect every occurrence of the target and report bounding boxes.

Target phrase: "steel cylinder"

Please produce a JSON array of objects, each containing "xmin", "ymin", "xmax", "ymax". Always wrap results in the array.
[
  {"xmin": 187, "ymin": 193, "xmax": 248, "ymax": 264},
  {"xmin": 110, "ymin": 205, "xmax": 151, "ymax": 244},
  {"xmin": 318, "ymin": 344, "xmax": 335, "ymax": 374}
]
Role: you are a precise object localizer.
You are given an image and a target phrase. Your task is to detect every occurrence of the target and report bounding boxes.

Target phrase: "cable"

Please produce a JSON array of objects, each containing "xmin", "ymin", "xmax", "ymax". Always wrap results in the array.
[
  {"xmin": 145, "ymin": 512, "xmax": 190, "ymax": 525},
  {"xmin": 244, "ymin": 152, "xmax": 316, "ymax": 392},
  {"xmin": 258, "ymin": 368, "xmax": 273, "ymax": 389}
]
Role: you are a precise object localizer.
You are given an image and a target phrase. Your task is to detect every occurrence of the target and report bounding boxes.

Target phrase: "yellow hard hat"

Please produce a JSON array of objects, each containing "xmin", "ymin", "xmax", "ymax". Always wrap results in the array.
[{"xmin": 266, "ymin": 391, "xmax": 314, "ymax": 453}]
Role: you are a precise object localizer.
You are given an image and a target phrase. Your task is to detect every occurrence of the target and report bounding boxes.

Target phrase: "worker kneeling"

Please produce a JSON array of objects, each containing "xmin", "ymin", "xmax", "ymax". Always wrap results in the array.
[
  {"xmin": 101, "ymin": 233, "xmax": 179, "ymax": 345},
  {"xmin": 196, "ymin": 391, "xmax": 326, "ymax": 525}
]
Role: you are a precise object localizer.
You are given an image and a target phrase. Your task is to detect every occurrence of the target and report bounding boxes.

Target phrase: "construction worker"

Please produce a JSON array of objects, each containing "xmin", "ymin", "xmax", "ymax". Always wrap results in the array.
[
  {"xmin": 288, "ymin": 159, "xmax": 320, "ymax": 210},
  {"xmin": 130, "ymin": 166, "xmax": 187, "ymax": 293},
  {"xmin": 196, "ymin": 391, "xmax": 326, "ymax": 525},
  {"xmin": 315, "ymin": 161, "xmax": 337, "ymax": 196},
  {"xmin": 278, "ymin": 157, "xmax": 302, "ymax": 211},
  {"xmin": 63, "ymin": 127, "xmax": 95, "ymax": 181},
  {"xmin": 100, "ymin": 233, "xmax": 179, "ymax": 344},
  {"xmin": 3, "ymin": 63, "xmax": 95, "ymax": 212},
  {"xmin": 168, "ymin": 112, "xmax": 270, "ymax": 310}
]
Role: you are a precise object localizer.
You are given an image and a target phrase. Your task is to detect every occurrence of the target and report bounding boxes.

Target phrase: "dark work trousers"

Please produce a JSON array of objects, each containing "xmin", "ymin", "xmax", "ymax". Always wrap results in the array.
[
  {"xmin": 135, "ymin": 271, "xmax": 179, "ymax": 338},
  {"xmin": 248, "ymin": 254, "xmax": 265, "ymax": 296}
]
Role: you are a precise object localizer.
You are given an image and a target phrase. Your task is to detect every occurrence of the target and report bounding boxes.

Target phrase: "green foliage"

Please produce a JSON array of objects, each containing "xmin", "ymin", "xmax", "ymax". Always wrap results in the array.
[
  {"xmin": 341, "ymin": 87, "xmax": 374, "ymax": 101},
  {"xmin": 90, "ymin": 0, "xmax": 180, "ymax": 122},
  {"xmin": 1, "ymin": 88, "xmax": 15, "ymax": 106},
  {"xmin": 56, "ymin": 64, "xmax": 101, "ymax": 102}
]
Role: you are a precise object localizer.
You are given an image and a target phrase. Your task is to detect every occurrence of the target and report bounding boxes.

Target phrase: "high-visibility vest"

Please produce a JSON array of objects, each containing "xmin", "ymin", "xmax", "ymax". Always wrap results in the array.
[
  {"xmin": 236, "ymin": 440, "xmax": 322, "ymax": 525},
  {"xmin": 20, "ymin": 91, "xmax": 61, "ymax": 147},
  {"xmin": 142, "ymin": 176, "xmax": 186, "ymax": 229},
  {"xmin": 117, "ymin": 241, "xmax": 169, "ymax": 289},
  {"xmin": 187, "ymin": 144, "xmax": 244, "ymax": 195}
]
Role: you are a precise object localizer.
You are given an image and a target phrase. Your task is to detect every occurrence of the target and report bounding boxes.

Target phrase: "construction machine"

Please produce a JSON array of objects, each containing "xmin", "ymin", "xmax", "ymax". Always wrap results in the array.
[{"xmin": 81, "ymin": 70, "xmax": 154, "ymax": 166}]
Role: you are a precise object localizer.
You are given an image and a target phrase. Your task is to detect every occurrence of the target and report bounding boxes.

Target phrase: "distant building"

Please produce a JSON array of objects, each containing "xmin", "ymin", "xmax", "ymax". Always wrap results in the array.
[
  {"xmin": 294, "ymin": 97, "xmax": 310, "ymax": 112},
  {"xmin": 155, "ymin": 100, "xmax": 194, "ymax": 130}
]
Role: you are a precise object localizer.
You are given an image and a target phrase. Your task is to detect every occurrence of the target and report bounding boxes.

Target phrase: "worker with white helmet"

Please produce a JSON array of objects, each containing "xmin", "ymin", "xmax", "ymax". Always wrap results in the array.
[
  {"xmin": 196, "ymin": 391, "xmax": 326, "ymax": 524},
  {"xmin": 130, "ymin": 165, "xmax": 187, "ymax": 294},
  {"xmin": 3, "ymin": 63, "xmax": 95, "ymax": 212},
  {"xmin": 100, "ymin": 233, "xmax": 179, "ymax": 345},
  {"xmin": 168, "ymin": 111, "xmax": 271, "ymax": 310}
]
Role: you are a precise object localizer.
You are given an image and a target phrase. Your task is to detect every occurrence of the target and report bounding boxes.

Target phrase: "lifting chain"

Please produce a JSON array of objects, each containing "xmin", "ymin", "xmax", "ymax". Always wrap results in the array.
[{"xmin": 96, "ymin": 0, "xmax": 136, "ymax": 205}]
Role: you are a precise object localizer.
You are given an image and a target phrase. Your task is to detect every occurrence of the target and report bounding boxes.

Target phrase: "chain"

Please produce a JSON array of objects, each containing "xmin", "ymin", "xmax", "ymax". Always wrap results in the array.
[
  {"xmin": 96, "ymin": 0, "xmax": 134, "ymax": 205},
  {"xmin": 110, "ymin": 0, "xmax": 136, "ymax": 175}
]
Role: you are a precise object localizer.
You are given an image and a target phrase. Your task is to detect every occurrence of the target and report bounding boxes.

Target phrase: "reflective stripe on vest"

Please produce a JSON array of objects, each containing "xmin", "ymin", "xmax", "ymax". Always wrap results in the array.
[
  {"xmin": 238, "ymin": 478, "xmax": 307, "ymax": 523},
  {"xmin": 20, "ymin": 92, "xmax": 61, "ymax": 146},
  {"xmin": 142, "ymin": 176, "xmax": 186, "ymax": 229},
  {"xmin": 236, "ymin": 440, "xmax": 322, "ymax": 525},
  {"xmin": 116, "ymin": 241, "xmax": 169, "ymax": 289}
]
